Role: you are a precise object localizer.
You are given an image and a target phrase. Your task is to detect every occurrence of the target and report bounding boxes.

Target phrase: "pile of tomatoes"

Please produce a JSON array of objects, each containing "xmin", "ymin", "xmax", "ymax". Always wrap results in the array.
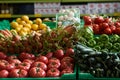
[
  {"xmin": 0, "ymin": 48, "xmax": 74, "ymax": 78},
  {"xmin": 83, "ymin": 16, "xmax": 120, "ymax": 35}
]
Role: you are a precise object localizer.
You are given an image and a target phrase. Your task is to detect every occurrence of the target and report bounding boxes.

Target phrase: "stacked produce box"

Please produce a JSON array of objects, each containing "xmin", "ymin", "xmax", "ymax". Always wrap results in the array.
[
  {"xmin": 0, "ymin": 6, "xmax": 120, "ymax": 80},
  {"xmin": 74, "ymin": 15, "xmax": 120, "ymax": 79},
  {"xmin": 0, "ymin": 14, "xmax": 77, "ymax": 80}
]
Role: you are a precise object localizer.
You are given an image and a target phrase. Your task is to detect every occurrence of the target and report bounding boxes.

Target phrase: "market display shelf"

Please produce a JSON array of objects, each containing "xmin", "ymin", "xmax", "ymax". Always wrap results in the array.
[
  {"xmin": 0, "ymin": 0, "xmax": 60, "ymax": 3},
  {"xmin": 0, "ymin": 14, "xmax": 55, "ymax": 18},
  {"xmin": 0, "ymin": 0, "xmax": 119, "ymax": 3},
  {"xmin": 0, "ymin": 13, "xmax": 120, "ymax": 18},
  {"xmin": 0, "ymin": 65, "xmax": 77, "ymax": 80},
  {"xmin": 78, "ymin": 67, "xmax": 120, "ymax": 80},
  {"xmin": 61, "ymin": 0, "xmax": 120, "ymax": 2}
]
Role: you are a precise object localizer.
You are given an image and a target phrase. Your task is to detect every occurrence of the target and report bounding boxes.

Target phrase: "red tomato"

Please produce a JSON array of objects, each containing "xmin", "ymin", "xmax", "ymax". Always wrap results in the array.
[
  {"xmin": 60, "ymin": 68, "xmax": 73, "ymax": 76},
  {"xmin": 47, "ymin": 68, "xmax": 60, "ymax": 77},
  {"xmin": 61, "ymin": 57, "xmax": 74, "ymax": 63},
  {"xmin": 115, "ymin": 22, "xmax": 120, "ymax": 27},
  {"xmin": 104, "ymin": 18, "xmax": 112, "ymax": 23},
  {"xmin": 5, "ymin": 64, "xmax": 15, "ymax": 71},
  {"xmin": 9, "ymin": 59, "xmax": 21, "ymax": 68},
  {"xmin": 9, "ymin": 59, "xmax": 21, "ymax": 64},
  {"xmin": 94, "ymin": 16, "xmax": 104, "ymax": 24},
  {"xmin": 19, "ymin": 52, "xmax": 35, "ymax": 61},
  {"xmin": 60, "ymin": 62, "xmax": 74, "ymax": 70},
  {"xmin": 17, "ymin": 62, "xmax": 31, "ymax": 71},
  {"xmin": 83, "ymin": 16, "xmax": 92, "ymax": 25},
  {"xmin": 35, "ymin": 56, "xmax": 48, "ymax": 64},
  {"xmin": 115, "ymin": 27, "xmax": 120, "ymax": 34},
  {"xmin": 104, "ymin": 27, "xmax": 112, "ymax": 35},
  {"xmin": 9, "ymin": 69, "xmax": 28, "ymax": 78},
  {"xmin": 109, "ymin": 25, "xmax": 116, "ymax": 33},
  {"xmin": 23, "ymin": 59, "xmax": 34, "ymax": 64},
  {"xmin": 0, "ymin": 70, "xmax": 9, "ymax": 78},
  {"xmin": 54, "ymin": 49, "xmax": 64, "ymax": 59},
  {"xmin": 31, "ymin": 61, "xmax": 47, "ymax": 71},
  {"xmin": 48, "ymin": 58, "xmax": 60, "ymax": 64},
  {"xmin": 29, "ymin": 67, "xmax": 46, "ymax": 77},
  {"xmin": 65, "ymin": 48, "xmax": 74, "ymax": 57},
  {"xmin": 92, "ymin": 24, "xmax": 100, "ymax": 34},
  {"xmin": 0, "ymin": 60, "xmax": 15, "ymax": 71},
  {"xmin": 0, "ymin": 52, "xmax": 7, "ymax": 60},
  {"xmin": 101, "ymin": 23, "xmax": 109, "ymax": 30},
  {"xmin": 48, "ymin": 60, "xmax": 60, "ymax": 69},
  {"xmin": 7, "ymin": 55, "xmax": 17, "ymax": 61},
  {"xmin": 45, "ymin": 52, "xmax": 53, "ymax": 59}
]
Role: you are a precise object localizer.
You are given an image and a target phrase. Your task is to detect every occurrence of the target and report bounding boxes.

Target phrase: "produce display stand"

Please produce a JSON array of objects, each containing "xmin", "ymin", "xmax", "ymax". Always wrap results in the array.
[
  {"xmin": 0, "ymin": 65, "xmax": 77, "ymax": 80},
  {"xmin": 78, "ymin": 67, "xmax": 120, "ymax": 80}
]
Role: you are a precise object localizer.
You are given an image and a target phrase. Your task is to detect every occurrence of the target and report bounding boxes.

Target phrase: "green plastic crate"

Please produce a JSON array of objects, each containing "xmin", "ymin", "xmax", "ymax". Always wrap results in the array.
[
  {"xmin": 0, "ymin": 20, "xmax": 11, "ymax": 30},
  {"xmin": 78, "ymin": 67, "xmax": 120, "ymax": 80},
  {"xmin": 43, "ymin": 22, "xmax": 56, "ymax": 29},
  {"xmin": 0, "ymin": 65, "xmax": 76, "ymax": 80}
]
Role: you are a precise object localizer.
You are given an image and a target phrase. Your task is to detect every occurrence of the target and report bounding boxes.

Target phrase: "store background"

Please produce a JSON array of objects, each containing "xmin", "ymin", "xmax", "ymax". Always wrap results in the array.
[{"xmin": 0, "ymin": 0, "xmax": 120, "ymax": 19}]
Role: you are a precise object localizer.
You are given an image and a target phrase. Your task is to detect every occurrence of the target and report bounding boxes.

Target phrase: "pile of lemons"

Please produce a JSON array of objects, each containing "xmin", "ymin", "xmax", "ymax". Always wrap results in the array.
[{"xmin": 10, "ymin": 15, "xmax": 48, "ymax": 36}]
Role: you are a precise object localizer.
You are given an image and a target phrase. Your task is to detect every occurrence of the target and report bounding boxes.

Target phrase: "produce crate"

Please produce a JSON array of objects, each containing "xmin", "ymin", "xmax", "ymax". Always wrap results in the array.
[
  {"xmin": 43, "ymin": 22, "xmax": 56, "ymax": 29},
  {"xmin": 78, "ymin": 67, "xmax": 120, "ymax": 80},
  {"xmin": 0, "ymin": 20, "xmax": 11, "ymax": 30},
  {"xmin": 0, "ymin": 65, "xmax": 77, "ymax": 80}
]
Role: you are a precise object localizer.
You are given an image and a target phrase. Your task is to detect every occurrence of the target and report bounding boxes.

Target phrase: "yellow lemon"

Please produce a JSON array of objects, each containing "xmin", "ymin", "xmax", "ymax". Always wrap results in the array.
[
  {"xmin": 20, "ymin": 20, "xmax": 26, "ymax": 25},
  {"xmin": 42, "ymin": 27, "xmax": 47, "ymax": 32},
  {"xmin": 10, "ymin": 29, "xmax": 18, "ymax": 35},
  {"xmin": 39, "ymin": 23, "xmax": 47, "ymax": 30},
  {"xmin": 24, "ymin": 23, "xmax": 31, "ymax": 29},
  {"xmin": 31, "ymin": 24, "xmax": 38, "ymax": 31},
  {"xmin": 36, "ymin": 18, "xmax": 42, "ymax": 25},
  {"xmin": 19, "ymin": 30, "xmax": 27, "ymax": 36},
  {"xmin": 10, "ymin": 22, "xmax": 19, "ymax": 28},
  {"xmin": 16, "ymin": 18, "xmax": 21, "ymax": 24},
  {"xmin": 27, "ymin": 20, "xmax": 33, "ymax": 25},
  {"xmin": 21, "ymin": 15, "xmax": 29, "ymax": 21}
]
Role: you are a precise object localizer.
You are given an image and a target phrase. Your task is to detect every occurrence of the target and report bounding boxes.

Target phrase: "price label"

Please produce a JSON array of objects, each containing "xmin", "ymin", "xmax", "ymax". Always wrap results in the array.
[
  {"xmin": 0, "ymin": 14, "xmax": 11, "ymax": 18},
  {"xmin": 35, "ymin": 14, "xmax": 41, "ymax": 17}
]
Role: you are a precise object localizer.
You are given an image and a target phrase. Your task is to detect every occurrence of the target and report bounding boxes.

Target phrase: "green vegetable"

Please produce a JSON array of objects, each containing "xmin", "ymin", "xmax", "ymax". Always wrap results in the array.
[
  {"xmin": 87, "ymin": 39, "xmax": 96, "ymax": 47},
  {"xmin": 94, "ymin": 36, "xmax": 100, "ymax": 42},
  {"xmin": 117, "ymin": 37, "xmax": 120, "ymax": 43},
  {"xmin": 93, "ymin": 46, "xmax": 101, "ymax": 51},
  {"xmin": 99, "ymin": 34, "xmax": 109, "ymax": 43},
  {"xmin": 113, "ymin": 43, "xmax": 120, "ymax": 50},
  {"xmin": 101, "ymin": 48, "xmax": 109, "ymax": 52},
  {"xmin": 110, "ymin": 34, "xmax": 119, "ymax": 43},
  {"xmin": 104, "ymin": 42, "xmax": 112, "ymax": 49}
]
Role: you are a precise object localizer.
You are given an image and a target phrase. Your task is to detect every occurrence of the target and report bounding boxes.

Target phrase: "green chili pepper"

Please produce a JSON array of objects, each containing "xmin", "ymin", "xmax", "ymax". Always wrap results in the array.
[
  {"xmin": 93, "ymin": 46, "xmax": 101, "ymax": 51},
  {"xmin": 94, "ymin": 36, "xmax": 100, "ymax": 42},
  {"xmin": 99, "ymin": 34, "xmax": 109, "ymax": 43},
  {"xmin": 113, "ymin": 43, "xmax": 120, "ymax": 50},
  {"xmin": 110, "ymin": 49, "xmax": 117, "ymax": 53},
  {"xmin": 87, "ymin": 39, "xmax": 96, "ymax": 47},
  {"xmin": 96, "ymin": 42, "xmax": 104, "ymax": 49},
  {"xmin": 101, "ymin": 48, "xmax": 109, "ymax": 52},
  {"xmin": 104, "ymin": 42, "xmax": 112, "ymax": 49},
  {"xmin": 110, "ymin": 34, "xmax": 119, "ymax": 43},
  {"xmin": 117, "ymin": 37, "xmax": 120, "ymax": 43}
]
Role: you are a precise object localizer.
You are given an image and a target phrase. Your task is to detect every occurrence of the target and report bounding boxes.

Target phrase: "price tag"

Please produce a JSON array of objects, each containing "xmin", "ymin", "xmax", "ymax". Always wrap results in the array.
[
  {"xmin": 114, "ymin": 12, "xmax": 120, "ymax": 16},
  {"xmin": 35, "ymin": 14, "xmax": 41, "ymax": 17},
  {"xmin": 0, "ymin": 14, "xmax": 11, "ymax": 18}
]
